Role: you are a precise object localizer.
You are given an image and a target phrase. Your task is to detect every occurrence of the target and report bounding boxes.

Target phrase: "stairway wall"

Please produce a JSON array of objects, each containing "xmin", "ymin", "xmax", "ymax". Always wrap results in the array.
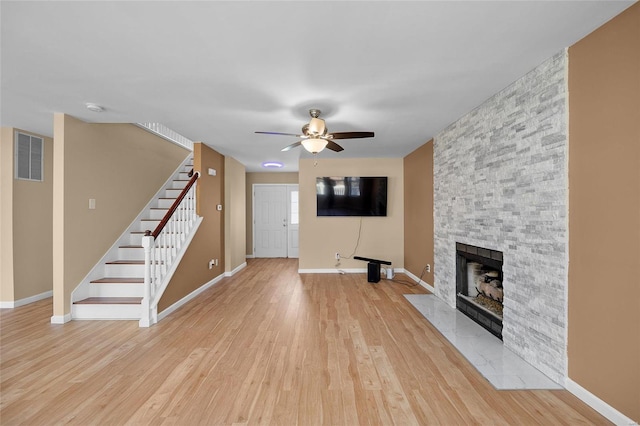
[
  {"xmin": 52, "ymin": 115, "xmax": 190, "ymax": 318},
  {"xmin": 158, "ymin": 142, "xmax": 225, "ymax": 312}
]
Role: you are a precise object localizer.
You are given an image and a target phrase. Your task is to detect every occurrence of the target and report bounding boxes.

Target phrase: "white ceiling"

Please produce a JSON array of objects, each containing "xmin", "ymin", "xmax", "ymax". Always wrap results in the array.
[{"xmin": 1, "ymin": 1, "xmax": 634, "ymax": 172}]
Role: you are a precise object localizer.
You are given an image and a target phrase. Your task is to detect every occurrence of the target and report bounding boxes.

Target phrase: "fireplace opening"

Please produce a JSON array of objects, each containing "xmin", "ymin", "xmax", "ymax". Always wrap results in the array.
[{"xmin": 456, "ymin": 243, "xmax": 504, "ymax": 339}]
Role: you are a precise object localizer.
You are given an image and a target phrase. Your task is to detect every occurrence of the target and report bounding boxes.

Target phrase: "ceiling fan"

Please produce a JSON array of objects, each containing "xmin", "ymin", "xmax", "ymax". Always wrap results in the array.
[{"xmin": 255, "ymin": 109, "xmax": 374, "ymax": 154}]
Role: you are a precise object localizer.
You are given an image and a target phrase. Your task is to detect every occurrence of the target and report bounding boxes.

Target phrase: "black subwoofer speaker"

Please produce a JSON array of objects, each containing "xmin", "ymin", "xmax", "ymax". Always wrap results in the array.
[{"xmin": 367, "ymin": 262, "xmax": 381, "ymax": 283}]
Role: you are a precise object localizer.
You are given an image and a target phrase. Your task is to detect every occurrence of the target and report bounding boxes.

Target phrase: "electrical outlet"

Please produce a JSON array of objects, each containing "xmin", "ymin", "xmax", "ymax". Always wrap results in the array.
[
  {"xmin": 208, "ymin": 259, "xmax": 214, "ymax": 269},
  {"xmin": 426, "ymin": 264, "xmax": 431, "ymax": 273},
  {"xmin": 335, "ymin": 252, "xmax": 340, "ymax": 260},
  {"xmin": 214, "ymin": 259, "xmax": 219, "ymax": 266}
]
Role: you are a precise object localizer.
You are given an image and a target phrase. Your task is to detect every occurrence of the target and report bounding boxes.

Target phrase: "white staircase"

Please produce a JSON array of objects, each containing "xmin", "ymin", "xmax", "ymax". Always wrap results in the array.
[{"xmin": 72, "ymin": 159, "xmax": 197, "ymax": 322}]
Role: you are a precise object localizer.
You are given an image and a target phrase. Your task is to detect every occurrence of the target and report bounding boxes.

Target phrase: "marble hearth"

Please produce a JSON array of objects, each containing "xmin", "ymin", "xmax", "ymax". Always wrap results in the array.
[{"xmin": 405, "ymin": 294, "xmax": 562, "ymax": 390}]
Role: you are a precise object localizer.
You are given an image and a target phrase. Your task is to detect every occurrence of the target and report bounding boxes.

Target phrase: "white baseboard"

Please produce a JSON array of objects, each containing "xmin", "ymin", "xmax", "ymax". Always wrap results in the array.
[
  {"xmin": 225, "ymin": 262, "xmax": 247, "ymax": 277},
  {"xmin": 565, "ymin": 378, "xmax": 637, "ymax": 425},
  {"xmin": 157, "ymin": 273, "xmax": 224, "ymax": 322},
  {"xmin": 0, "ymin": 290, "xmax": 53, "ymax": 309},
  {"xmin": 298, "ymin": 268, "xmax": 367, "ymax": 274},
  {"xmin": 245, "ymin": 254, "xmax": 255, "ymax": 259},
  {"xmin": 50, "ymin": 313, "xmax": 72, "ymax": 324},
  {"xmin": 404, "ymin": 269, "xmax": 435, "ymax": 293}
]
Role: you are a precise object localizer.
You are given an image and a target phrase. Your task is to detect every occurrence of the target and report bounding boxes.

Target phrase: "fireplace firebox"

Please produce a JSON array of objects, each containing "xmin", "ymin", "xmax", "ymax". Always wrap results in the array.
[{"xmin": 456, "ymin": 243, "xmax": 504, "ymax": 339}]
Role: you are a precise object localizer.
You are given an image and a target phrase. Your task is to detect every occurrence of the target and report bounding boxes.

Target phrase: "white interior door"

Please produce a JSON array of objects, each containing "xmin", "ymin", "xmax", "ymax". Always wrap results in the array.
[
  {"xmin": 287, "ymin": 185, "xmax": 299, "ymax": 258},
  {"xmin": 254, "ymin": 185, "xmax": 287, "ymax": 258}
]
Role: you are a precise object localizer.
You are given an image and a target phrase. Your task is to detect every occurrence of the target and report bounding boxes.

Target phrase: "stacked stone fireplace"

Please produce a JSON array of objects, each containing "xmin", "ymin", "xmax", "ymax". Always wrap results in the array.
[{"xmin": 433, "ymin": 51, "xmax": 569, "ymax": 384}]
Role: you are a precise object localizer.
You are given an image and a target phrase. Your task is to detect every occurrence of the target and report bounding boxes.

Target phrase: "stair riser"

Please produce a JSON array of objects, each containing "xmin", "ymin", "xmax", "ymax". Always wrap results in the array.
[
  {"xmin": 129, "ymin": 234, "xmax": 144, "ymax": 246},
  {"xmin": 72, "ymin": 304, "xmax": 141, "ymax": 320},
  {"xmin": 157, "ymin": 198, "xmax": 176, "ymax": 209},
  {"xmin": 139, "ymin": 220, "xmax": 160, "ymax": 232},
  {"xmin": 104, "ymin": 263, "xmax": 145, "ymax": 278},
  {"xmin": 118, "ymin": 247, "xmax": 172, "ymax": 261},
  {"xmin": 149, "ymin": 209, "xmax": 169, "ymax": 220},
  {"xmin": 171, "ymin": 181, "xmax": 188, "ymax": 189},
  {"xmin": 178, "ymin": 172, "xmax": 190, "ymax": 180},
  {"xmin": 165, "ymin": 188, "xmax": 183, "ymax": 198},
  {"xmin": 90, "ymin": 283, "xmax": 144, "ymax": 298},
  {"xmin": 118, "ymin": 247, "xmax": 144, "ymax": 261}
]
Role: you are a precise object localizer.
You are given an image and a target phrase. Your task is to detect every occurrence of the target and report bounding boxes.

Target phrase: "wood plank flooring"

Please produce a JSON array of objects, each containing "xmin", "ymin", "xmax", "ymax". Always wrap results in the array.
[{"xmin": 0, "ymin": 258, "xmax": 609, "ymax": 425}]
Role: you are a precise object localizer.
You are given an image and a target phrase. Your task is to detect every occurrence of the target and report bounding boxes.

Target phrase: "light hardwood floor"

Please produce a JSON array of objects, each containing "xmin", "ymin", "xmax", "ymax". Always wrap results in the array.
[{"xmin": 1, "ymin": 258, "xmax": 609, "ymax": 425}]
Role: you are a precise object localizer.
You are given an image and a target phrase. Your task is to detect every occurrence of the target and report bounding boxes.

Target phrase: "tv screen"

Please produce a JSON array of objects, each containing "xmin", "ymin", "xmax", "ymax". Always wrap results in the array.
[{"xmin": 316, "ymin": 176, "xmax": 388, "ymax": 216}]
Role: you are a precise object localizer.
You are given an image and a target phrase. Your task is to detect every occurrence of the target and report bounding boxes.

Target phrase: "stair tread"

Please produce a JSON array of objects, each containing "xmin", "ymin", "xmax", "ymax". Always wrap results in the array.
[
  {"xmin": 91, "ymin": 277, "xmax": 144, "ymax": 283},
  {"xmin": 106, "ymin": 260, "xmax": 144, "ymax": 265},
  {"xmin": 74, "ymin": 297, "xmax": 142, "ymax": 305}
]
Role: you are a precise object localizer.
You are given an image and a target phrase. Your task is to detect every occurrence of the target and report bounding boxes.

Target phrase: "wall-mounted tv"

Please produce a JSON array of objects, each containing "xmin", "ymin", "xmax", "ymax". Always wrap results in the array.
[{"xmin": 316, "ymin": 176, "xmax": 388, "ymax": 217}]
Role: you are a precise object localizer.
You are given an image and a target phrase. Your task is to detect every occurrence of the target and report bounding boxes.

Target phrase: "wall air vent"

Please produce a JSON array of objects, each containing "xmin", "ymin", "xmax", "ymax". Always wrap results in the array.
[{"xmin": 15, "ymin": 131, "xmax": 43, "ymax": 181}]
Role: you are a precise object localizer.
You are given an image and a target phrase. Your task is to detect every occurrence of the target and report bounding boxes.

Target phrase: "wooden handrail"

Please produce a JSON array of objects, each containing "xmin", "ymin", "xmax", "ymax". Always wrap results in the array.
[{"xmin": 145, "ymin": 170, "xmax": 199, "ymax": 239}]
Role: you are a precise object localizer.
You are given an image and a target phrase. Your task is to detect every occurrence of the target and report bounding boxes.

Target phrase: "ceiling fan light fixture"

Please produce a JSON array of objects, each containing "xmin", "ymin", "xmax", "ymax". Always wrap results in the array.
[
  {"xmin": 308, "ymin": 117, "xmax": 326, "ymax": 136},
  {"xmin": 301, "ymin": 138, "xmax": 328, "ymax": 154},
  {"xmin": 255, "ymin": 107, "xmax": 373, "ymax": 154}
]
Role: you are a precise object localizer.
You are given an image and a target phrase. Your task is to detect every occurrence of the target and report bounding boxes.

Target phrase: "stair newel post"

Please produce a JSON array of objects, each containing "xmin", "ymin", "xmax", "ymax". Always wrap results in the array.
[{"xmin": 140, "ymin": 232, "xmax": 154, "ymax": 327}]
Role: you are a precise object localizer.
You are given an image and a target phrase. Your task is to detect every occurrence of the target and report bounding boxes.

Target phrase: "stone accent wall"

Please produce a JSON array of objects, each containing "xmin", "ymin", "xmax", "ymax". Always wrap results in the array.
[{"xmin": 433, "ymin": 51, "xmax": 568, "ymax": 383}]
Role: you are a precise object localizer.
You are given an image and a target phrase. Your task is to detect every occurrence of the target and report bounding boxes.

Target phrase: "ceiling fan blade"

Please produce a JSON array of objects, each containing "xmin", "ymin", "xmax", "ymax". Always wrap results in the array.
[
  {"xmin": 325, "ymin": 141, "xmax": 344, "ymax": 152},
  {"xmin": 281, "ymin": 141, "xmax": 303, "ymax": 152},
  {"xmin": 329, "ymin": 131, "xmax": 375, "ymax": 139},
  {"xmin": 255, "ymin": 131, "xmax": 303, "ymax": 137}
]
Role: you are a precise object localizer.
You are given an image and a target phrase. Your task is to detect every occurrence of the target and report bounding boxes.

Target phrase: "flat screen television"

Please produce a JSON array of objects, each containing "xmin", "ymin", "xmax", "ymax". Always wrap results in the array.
[{"xmin": 316, "ymin": 176, "xmax": 387, "ymax": 216}]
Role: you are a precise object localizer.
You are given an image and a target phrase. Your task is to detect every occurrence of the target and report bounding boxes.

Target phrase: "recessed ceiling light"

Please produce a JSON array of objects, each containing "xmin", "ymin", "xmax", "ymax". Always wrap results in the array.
[
  {"xmin": 262, "ymin": 161, "xmax": 284, "ymax": 169},
  {"xmin": 85, "ymin": 103, "xmax": 104, "ymax": 112}
]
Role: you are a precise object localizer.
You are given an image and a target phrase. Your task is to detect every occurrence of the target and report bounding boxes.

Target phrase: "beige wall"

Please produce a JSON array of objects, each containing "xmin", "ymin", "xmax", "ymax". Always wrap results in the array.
[
  {"xmin": 224, "ymin": 156, "xmax": 246, "ymax": 272},
  {"xmin": 13, "ymin": 130, "xmax": 54, "ymax": 300},
  {"xmin": 1, "ymin": 128, "xmax": 16, "ymax": 303},
  {"xmin": 52, "ymin": 115, "xmax": 189, "ymax": 316},
  {"xmin": 245, "ymin": 172, "xmax": 298, "ymax": 256},
  {"xmin": 298, "ymin": 158, "xmax": 403, "ymax": 270},
  {"xmin": 568, "ymin": 3, "xmax": 640, "ymax": 422},
  {"xmin": 0, "ymin": 127, "xmax": 53, "ymax": 303},
  {"xmin": 158, "ymin": 143, "xmax": 225, "ymax": 312},
  {"xmin": 403, "ymin": 140, "xmax": 434, "ymax": 285}
]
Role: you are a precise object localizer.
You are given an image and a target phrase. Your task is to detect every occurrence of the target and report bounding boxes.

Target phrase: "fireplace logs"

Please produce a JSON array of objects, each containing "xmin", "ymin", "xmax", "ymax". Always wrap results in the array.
[{"xmin": 475, "ymin": 273, "xmax": 503, "ymax": 302}]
